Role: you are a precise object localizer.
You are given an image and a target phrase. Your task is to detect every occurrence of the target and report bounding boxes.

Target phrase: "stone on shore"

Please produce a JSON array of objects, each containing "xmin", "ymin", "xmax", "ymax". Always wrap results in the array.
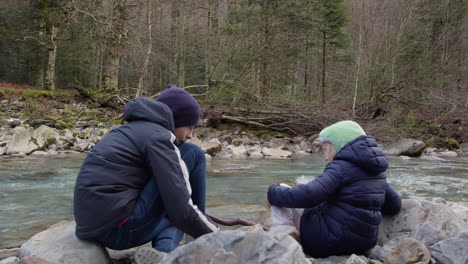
[
  {"xmin": 430, "ymin": 232, "xmax": 468, "ymax": 264},
  {"xmin": 383, "ymin": 139, "xmax": 425, "ymax": 157},
  {"xmin": 20, "ymin": 256, "xmax": 57, "ymax": 264},
  {"xmin": 19, "ymin": 221, "xmax": 109, "ymax": 264},
  {"xmin": 0, "ymin": 249, "xmax": 19, "ymax": 261},
  {"xmin": 378, "ymin": 199, "xmax": 468, "ymax": 245},
  {"xmin": 163, "ymin": 230, "xmax": 310, "ymax": 264},
  {"xmin": 0, "ymin": 257, "xmax": 19, "ymax": 264},
  {"xmin": 384, "ymin": 238, "xmax": 431, "ymax": 264},
  {"xmin": 262, "ymin": 147, "xmax": 292, "ymax": 159}
]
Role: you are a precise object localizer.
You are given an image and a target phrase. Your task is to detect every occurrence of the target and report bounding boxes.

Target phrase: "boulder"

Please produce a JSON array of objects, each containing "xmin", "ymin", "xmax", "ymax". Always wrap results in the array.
[
  {"xmin": 19, "ymin": 221, "xmax": 109, "ymax": 264},
  {"xmin": 5, "ymin": 127, "xmax": 37, "ymax": 154},
  {"xmin": 345, "ymin": 255, "xmax": 368, "ymax": 264},
  {"xmin": 384, "ymin": 238, "xmax": 431, "ymax": 264},
  {"xmin": 430, "ymin": 232, "xmax": 468, "ymax": 264},
  {"xmin": 383, "ymin": 139, "xmax": 425, "ymax": 157},
  {"xmin": 5, "ymin": 126, "xmax": 57, "ymax": 155},
  {"xmin": 378, "ymin": 199, "xmax": 468, "ymax": 245},
  {"xmin": 460, "ymin": 143, "xmax": 468, "ymax": 154},
  {"xmin": 313, "ymin": 256, "xmax": 348, "ymax": 264},
  {"xmin": 262, "ymin": 148, "xmax": 291, "ymax": 159},
  {"xmin": 0, "ymin": 257, "xmax": 19, "ymax": 264},
  {"xmin": 32, "ymin": 126, "xmax": 57, "ymax": 149},
  {"xmin": 249, "ymin": 151, "xmax": 264, "ymax": 159},
  {"xmin": 231, "ymin": 145, "xmax": 247, "ymax": 158},
  {"xmin": 448, "ymin": 202, "xmax": 468, "ymax": 224},
  {"xmin": 0, "ymin": 248, "xmax": 19, "ymax": 261},
  {"xmin": 163, "ymin": 230, "xmax": 310, "ymax": 264},
  {"xmin": 20, "ymin": 256, "xmax": 56, "ymax": 264}
]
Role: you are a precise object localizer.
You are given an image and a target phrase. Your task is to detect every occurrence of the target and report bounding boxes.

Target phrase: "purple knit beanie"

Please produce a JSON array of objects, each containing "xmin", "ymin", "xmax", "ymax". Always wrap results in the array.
[{"xmin": 157, "ymin": 85, "xmax": 201, "ymax": 128}]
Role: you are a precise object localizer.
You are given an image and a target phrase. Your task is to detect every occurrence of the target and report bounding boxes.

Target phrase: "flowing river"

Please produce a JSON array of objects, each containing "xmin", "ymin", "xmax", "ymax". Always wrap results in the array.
[{"xmin": 1, "ymin": 153, "xmax": 467, "ymax": 248}]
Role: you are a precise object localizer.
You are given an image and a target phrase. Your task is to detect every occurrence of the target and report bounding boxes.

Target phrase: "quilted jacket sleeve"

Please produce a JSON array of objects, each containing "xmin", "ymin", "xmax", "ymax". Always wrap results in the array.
[
  {"xmin": 144, "ymin": 131, "xmax": 218, "ymax": 238},
  {"xmin": 267, "ymin": 163, "xmax": 341, "ymax": 208},
  {"xmin": 381, "ymin": 184, "xmax": 402, "ymax": 215}
]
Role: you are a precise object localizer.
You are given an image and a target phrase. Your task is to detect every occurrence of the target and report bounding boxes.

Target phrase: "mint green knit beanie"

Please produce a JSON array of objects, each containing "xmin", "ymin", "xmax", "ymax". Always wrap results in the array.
[{"xmin": 318, "ymin": 120, "xmax": 366, "ymax": 152}]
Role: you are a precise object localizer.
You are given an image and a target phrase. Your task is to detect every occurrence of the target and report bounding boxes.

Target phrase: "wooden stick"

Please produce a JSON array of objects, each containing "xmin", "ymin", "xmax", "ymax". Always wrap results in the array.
[{"xmin": 207, "ymin": 214, "xmax": 269, "ymax": 231}]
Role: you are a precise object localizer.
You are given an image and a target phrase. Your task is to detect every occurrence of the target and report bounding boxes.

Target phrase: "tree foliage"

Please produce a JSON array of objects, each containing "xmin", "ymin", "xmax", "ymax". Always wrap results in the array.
[{"xmin": 0, "ymin": 0, "xmax": 466, "ymax": 128}]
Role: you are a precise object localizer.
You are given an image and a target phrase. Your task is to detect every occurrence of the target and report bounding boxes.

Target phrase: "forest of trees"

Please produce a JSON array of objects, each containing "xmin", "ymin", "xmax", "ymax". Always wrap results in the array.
[{"xmin": 1, "ymin": 0, "xmax": 467, "ymax": 126}]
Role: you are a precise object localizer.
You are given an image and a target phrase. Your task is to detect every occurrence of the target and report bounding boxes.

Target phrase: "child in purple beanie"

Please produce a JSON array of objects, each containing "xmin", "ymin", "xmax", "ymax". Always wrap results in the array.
[{"xmin": 74, "ymin": 85, "xmax": 217, "ymax": 263}]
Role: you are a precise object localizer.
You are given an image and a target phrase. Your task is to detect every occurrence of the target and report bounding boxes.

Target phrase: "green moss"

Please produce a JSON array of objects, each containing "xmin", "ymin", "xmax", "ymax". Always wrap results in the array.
[
  {"xmin": 206, "ymin": 144, "xmax": 223, "ymax": 156},
  {"xmin": 427, "ymin": 137, "xmax": 460, "ymax": 150},
  {"xmin": 45, "ymin": 137, "xmax": 57, "ymax": 147},
  {"xmin": 445, "ymin": 138, "xmax": 460, "ymax": 150},
  {"xmin": 79, "ymin": 109, "xmax": 101, "ymax": 118},
  {"xmin": 56, "ymin": 120, "xmax": 73, "ymax": 129}
]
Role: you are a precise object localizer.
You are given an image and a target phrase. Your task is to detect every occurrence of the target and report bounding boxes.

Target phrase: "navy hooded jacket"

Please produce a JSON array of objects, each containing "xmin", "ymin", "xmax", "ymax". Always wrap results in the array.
[
  {"xmin": 73, "ymin": 98, "xmax": 217, "ymax": 240},
  {"xmin": 268, "ymin": 136, "xmax": 401, "ymax": 257}
]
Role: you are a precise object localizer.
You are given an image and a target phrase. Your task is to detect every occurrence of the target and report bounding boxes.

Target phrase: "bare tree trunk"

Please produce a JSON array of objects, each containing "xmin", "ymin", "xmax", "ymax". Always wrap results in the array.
[
  {"xmin": 45, "ymin": 26, "xmax": 58, "ymax": 91},
  {"xmin": 321, "ymin": 32, "xmax": 327, "ymax": 104},
  {"xmin": 352, "ymin": 0, "xmax": 363, "ymax": 117},
  {"xmin": 136, "ymin": 0, "xmax": 154, "ymax": 97},
  {"xmin": 41, "ymin": 0, "xmax": 57, "ymax": 91}
]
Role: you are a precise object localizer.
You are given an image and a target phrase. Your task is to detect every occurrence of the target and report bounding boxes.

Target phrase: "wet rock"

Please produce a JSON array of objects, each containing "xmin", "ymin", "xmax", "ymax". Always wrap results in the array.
[
  {"xmin": 0, "ymin": 248, "xmax": 19, "ymax": 261},
  {"xmin": 19, "ymin": 256, "xmax": 56, "ymax": 264},
  {"xmin": 73, "ymin": 142, "xmax": 93, "ymax": 152},
  {"xmin": 5, "ymin": 127, "xmax": 37, "ymax": 154},
  {"xmin": 430, "ymin": 232, "xmax": 468, "ymax": 264},
  {"xmin": 384, "ymin": 238, "xmax": 431, "ymax": 264},
  {"xmin": 231, "ymin": 145, "xmax": 247, "ymax": 158},
  {"xmin": 345, "ymin": 254, "xmax": 368, "ymax": 264},
  {"xmin": 313, "ymin": 256, "xmax": 348, "ymax": 264},
  {"xmin": 448, "ymin": 202, "xmax": 468, "ymax": 224},
  {"xmin": 300, "ymin": 140, "xmax": 313, "ymax": 153},
  {"xmin": 5, "ymin": 126, "xmax": 57, "ymax": 155},
  {"xmin": 163, "ymin": 230, "xmax": 310, "ymax": 264},
  {"xmin": 263, "ymin": 138, "xmax": 289, "ymax": 149},
  {"xmin": 249, "ymin": 151, "xmax": 264, "ymax": 159},
  {"xmin": 32, "ymin": 126, "xmax": 58, "ymax": 149},
  {"xmin": 0, "ymin": 257, "xmax": 19, "ymax": 264},
  {"xmin": 379, "ymin": 199, "xmax": 468, "ymax": 245},
  {"xmin": 262, "ymin": 147, "xmax": 291, "ymax": 159},
  {"xmin": 460, "ymin": 143, "xmax": 468, "ymax": 153},
  {"xmin": 19, "ymin": 221, "xmax": 109, "ymax": 264},
  {"xmin": 383, "ymin": 139, "xmax": 425, "ymax": 157},
  {"xmin": 29, "ymin": 151, "xmax": 49, "ymax": 157}
]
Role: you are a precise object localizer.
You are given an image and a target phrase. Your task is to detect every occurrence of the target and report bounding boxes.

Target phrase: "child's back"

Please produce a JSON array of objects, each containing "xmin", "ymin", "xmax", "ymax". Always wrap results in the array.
[{"xmin": 267, "ymin": 121, "xmax": 401, "ymax": 257}]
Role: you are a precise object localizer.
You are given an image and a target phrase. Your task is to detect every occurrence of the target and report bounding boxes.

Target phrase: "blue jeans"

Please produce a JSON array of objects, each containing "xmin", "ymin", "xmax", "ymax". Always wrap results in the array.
[{"xmin": 97, "ymin": 142, "xmax": 206, "ymax": 253}]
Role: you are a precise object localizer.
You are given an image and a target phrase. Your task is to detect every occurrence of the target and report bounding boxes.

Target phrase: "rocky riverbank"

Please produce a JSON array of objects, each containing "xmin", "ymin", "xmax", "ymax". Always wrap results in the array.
[
  {"xmin": 1, "ymin": 96, "xmax": 467, "ymax": 159},
  {"xmin": 1, "ymin": 198, "xmax": 467, "ymax": 264}
]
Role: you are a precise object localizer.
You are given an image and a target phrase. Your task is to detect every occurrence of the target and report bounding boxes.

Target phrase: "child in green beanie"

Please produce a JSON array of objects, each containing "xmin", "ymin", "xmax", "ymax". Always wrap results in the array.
[{"xmin": 267, "ymin": 120, "xmax": 401, "ymax": 258}]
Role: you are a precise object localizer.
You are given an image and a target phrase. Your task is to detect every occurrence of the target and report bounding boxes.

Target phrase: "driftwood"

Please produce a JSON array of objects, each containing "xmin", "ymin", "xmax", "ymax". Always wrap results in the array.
[
  {"xmin": 204, "ymin": 105, "xmax": 351, "ymax": 136},
  {"xmin": 207, "ymin": 214, "xmax": 269, "ymax": 231},
  {"xmin": 73, "ymin": 85, "xmax": 127, "ymax": 109}
]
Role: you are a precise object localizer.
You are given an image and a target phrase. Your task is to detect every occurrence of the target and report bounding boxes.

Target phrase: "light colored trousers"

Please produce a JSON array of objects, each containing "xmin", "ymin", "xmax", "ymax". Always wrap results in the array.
[{"xmin": 270, "ymin": 183, "xmax": 304, "ymax": 236}]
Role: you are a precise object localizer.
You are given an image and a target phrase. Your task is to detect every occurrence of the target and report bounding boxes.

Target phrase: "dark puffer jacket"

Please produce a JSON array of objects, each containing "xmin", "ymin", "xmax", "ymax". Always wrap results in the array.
[
  {"xmin": 268, "ymin": 135, "xmax": 401, "ymax": 257},
  {"xmin": 74, "ymin": 98, "xmax": 217, "ymax": 240}
]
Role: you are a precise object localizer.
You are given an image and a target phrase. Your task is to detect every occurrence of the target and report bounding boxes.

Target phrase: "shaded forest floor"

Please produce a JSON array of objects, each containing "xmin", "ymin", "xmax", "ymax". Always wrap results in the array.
[{"xmin": 0, "ymin": 83, "xmax": 466, "ymax": 149}]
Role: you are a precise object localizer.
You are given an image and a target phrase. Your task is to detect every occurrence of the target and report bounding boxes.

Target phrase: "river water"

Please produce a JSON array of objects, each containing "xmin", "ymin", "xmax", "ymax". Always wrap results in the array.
[{"xmin": 1, "ymin": 153, "xmax": 467, "ymax": 248}]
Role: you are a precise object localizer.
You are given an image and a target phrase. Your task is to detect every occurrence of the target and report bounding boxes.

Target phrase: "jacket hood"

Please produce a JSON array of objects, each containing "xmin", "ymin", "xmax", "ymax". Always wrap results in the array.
[
  {"xmin": 123, "ymin": 97, "xmax": 175, "ymax": 132},
  {"xmin": 334, "ymin": 135, "xmax": 388, "ymax": 173}
]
